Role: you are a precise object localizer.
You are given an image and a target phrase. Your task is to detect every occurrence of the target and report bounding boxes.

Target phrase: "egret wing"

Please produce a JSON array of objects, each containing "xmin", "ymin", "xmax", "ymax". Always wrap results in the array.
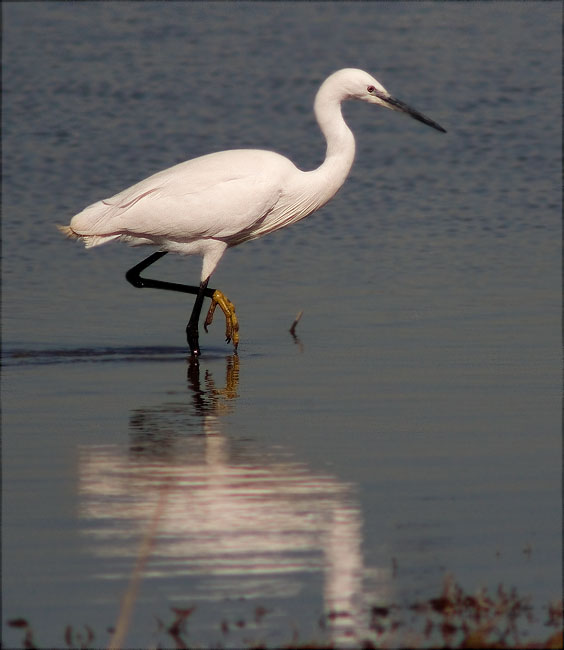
[{"xmin": 70, "ymin": 150, "xmax": 296, "ymax": 242}]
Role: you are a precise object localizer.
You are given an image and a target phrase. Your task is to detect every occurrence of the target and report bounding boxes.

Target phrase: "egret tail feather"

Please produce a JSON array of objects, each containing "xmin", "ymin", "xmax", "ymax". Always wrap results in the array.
[
  {"xmin": 57, "ymin": 224, "xmax": 121, "ymax": 248},
  {"xmin": 56, "ymin": 224, "xmax": 78, "ymax": 239}
]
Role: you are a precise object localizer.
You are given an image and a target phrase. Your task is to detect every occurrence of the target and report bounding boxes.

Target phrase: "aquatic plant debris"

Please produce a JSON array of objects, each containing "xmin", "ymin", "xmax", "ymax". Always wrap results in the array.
[{"xmin": 6, "ymin": 577, "xmax": 562, "ymax": 649}]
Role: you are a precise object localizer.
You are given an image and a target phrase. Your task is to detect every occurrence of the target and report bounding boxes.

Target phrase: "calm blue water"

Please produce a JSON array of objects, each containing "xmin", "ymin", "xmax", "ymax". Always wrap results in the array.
[{"xmin": 2, "ymin": 3, "xmax": 561, "ymax": 648}]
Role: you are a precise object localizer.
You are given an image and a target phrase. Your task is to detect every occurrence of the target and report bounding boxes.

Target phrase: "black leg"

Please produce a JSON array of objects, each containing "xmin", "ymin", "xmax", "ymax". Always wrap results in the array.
[
  {"xmin": 125, "ymin": 251, "xmax": 215, "ymax": 297},
  {"xmin": 186, "ymin": 279, "xmax": 210, "ymax": 357},
  {"xmin": 125, "ymin": 251, "xmax": 169, "ymax": 287},
  {"xmin": 125, "ymin": 251, "xmax": 216, "ymax": 356}
]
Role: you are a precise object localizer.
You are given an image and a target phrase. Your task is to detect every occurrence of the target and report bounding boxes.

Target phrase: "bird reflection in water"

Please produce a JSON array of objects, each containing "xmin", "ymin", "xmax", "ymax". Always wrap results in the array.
[{"xmin": 78, "ymin": 356, "xmax": 391, "ymax": 646}]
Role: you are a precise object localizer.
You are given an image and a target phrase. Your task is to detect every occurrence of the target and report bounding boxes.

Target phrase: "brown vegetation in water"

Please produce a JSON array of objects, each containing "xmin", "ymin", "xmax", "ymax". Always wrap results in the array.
[{"xmin": 5, "ymin": 577, "xmax": 562, "ymax": 649}]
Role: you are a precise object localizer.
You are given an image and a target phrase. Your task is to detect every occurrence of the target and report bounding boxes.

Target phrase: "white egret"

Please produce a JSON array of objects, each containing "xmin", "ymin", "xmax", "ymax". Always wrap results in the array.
[{"xmin": 59, "ymin": 68, "xmax": 446, "ymax": 356}]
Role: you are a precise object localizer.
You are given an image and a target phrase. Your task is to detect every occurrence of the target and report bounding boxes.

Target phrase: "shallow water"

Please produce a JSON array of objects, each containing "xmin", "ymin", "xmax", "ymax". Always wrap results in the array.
[{"xmin": 2, "ymin": 3, "xmax": 561, "ymax": 648}]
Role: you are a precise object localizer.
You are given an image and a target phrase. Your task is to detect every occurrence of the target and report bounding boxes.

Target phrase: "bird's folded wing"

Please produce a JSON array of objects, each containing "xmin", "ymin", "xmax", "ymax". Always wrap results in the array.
[{"xmin": 69, "ymin": 150, "xmax": 297, "ymax": 242}]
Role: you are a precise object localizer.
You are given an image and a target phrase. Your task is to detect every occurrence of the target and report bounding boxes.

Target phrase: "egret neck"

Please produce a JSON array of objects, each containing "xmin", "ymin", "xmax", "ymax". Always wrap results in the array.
[{"xmin": 307, "ymin": 78, "xmax": 356, "ymax": 211}]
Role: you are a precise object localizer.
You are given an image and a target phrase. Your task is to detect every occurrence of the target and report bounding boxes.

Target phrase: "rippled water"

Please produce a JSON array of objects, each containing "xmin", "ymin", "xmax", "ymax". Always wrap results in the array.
[{"xmin": 2, "ymin": 3, "xmax": 561, "ymax": 648}]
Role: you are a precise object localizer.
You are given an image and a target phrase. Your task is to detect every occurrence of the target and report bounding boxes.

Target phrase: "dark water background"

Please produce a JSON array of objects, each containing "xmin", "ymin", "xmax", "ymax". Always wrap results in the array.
[{"xmin": 2, "ymin": 3, "xmax": 561, "ymax": 648}]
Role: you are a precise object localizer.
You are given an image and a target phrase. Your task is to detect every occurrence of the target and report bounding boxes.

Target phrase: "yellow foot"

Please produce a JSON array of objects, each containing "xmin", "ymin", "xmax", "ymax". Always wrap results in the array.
[{"xmin": 204, "ymin": 290, "xmax": 239, "ymax": 350}]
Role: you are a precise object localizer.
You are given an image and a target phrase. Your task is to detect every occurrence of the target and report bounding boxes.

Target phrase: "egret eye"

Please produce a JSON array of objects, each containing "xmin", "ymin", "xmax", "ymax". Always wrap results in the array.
[{"xmin": 367, "ymin": 85, "xmax": 375, "ymax": 93}]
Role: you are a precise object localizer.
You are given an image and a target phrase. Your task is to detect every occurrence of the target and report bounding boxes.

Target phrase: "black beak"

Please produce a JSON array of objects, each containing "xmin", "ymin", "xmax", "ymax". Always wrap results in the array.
[{"xmin": 382, "ymin": 94, "xmax": 447, "ymax": 133}]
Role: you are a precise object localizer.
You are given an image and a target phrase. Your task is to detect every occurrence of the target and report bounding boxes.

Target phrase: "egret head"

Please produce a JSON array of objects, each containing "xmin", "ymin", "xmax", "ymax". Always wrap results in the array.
[{"xmin": 326, "ymin": 68, "xmax": 447, "ymax": 134}]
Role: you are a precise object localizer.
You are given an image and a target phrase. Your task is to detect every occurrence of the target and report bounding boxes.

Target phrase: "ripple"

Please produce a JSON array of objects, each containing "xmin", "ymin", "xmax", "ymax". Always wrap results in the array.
[{"xmin": 3, "ymin": 345, "xmax": 191, "ymax": 367}]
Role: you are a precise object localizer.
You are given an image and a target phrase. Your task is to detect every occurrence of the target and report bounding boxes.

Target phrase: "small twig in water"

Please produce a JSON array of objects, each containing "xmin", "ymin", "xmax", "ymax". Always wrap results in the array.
[
  {"xmin": 289, "ymin": 310, "xmax": 303, "ymax": 336},
  {"xmin": 107, "ymin": 483, "xmax": 169, "ymax": 650}
]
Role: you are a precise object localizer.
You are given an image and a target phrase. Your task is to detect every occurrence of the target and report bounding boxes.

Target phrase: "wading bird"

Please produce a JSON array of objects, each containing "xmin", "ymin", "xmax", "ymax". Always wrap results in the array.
[{"xmin": 59, "ymin": 68, "xmax": 446, "ymax": 357}]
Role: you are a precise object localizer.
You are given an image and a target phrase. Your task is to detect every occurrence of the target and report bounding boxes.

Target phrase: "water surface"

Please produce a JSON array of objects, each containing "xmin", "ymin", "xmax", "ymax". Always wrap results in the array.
[{"xmin": 2, "ymin": 3, "xmax": 561, "ymax": 648}]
